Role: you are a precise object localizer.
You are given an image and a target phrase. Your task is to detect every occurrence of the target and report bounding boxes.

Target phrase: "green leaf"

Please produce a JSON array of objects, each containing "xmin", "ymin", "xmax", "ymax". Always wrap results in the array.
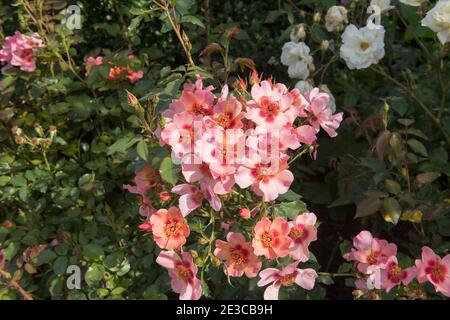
[
  {"xmin": 384, "ymin": 179, "xmax": 401, "ymax": 195},
  {"xmin": 407, "ymin": 139, "xmax": 428, "ymax": 157},
  {"xmin": 136, "ymin": 140, "xmax": 149, "ymax": 161},
  {"xmin": 0, "ymin": 176, "xmax": 10, "ymax": 186},
  {"xmin": 35, "ymin": 249, "xmax": 57, "ymax": 266},
  {"xmin": 159, "ymin": 156, "xmax": 178, "ymax": 186},
  {"xmin": 53, "ymin": 256, "xmax": 68, "ymax": 275},
  {"xmin": 181, "ymin": 15, "xmax": 205, "ymax": 28},
  {"xmin": 382, "ymin": 197, "xmax": 401, "ymax": 225},
  {"xmin": 355, "ymin": 196, "xmax": 383, "ymax": 218},
  {"xmin": 273, "ymin": 201, "xmax": 307, "ymax": 220},
  {"xmin": 83, "ymin": 243, "xmax": 105, "ymax": 260},
  {"xmin": 85, "ymin": 263, "xmax": 104, "ymax": 286},
  {"xmin": 107, "ymin": 135, "xmax": 141, "ymax": 155}
]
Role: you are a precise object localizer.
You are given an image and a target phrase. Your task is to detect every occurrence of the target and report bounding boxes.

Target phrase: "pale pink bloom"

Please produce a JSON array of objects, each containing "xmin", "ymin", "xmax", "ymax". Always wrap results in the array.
[
  {"xmin": 0, "ymin": 31, "xmax": 44, "ymax": 72},
  {"xmin": 303, "ymin": 88, "xmax": 343, "ymax": 138},
  {"xmin": 123, "ymin": 164, "xmax": 158, "ymax": 195},
  {"xmin": 257, "ymin": 262, "xmax": 318, "ymax": 300},
  {"xmin": 220, "ymin": 222, "xmax": 230, "ymax": 232},
  {"xmin": 138, "ymin": 194, "xmax": 156, "ymax": 218},
  {"xmin": 156, "ymin": 251, "xmax": 202, "ymax": 300},
  {"xmin": 296, "ymin": 125, "xmax": 317, "ymax": 145},
  {"xmin": 289, "ymin": 88, "xmax": 308, "ymax": 118},
  {"xmin": 160, "ymin": 111, "xmax": 201, "ymax": 159},
  {"xmin": 415, "ymin": 246, "xmax": 450, "ymax": 297},
  {"xmin": 150, "ymin": 207, "xmax": 190, "ymax": 250},
  {"xmin": 214, "ymin": 232, "xmax": 262, "ymax": 278},
  {"xmin": 127, "ymin": 69, "xmax": 143, "ymax": 83},
  {"xmin": 344, "ymin": 230, "xmax": 397, "ymax": 273},
  {"xmin": 246, "ymin": 127, "xmax": 300, "ymax": 159},
  {"xmin": 235, "ymin": 158, "xmax": 294, "ymax": 202},
  {"xmin": 171, "ymin": 183, "xmax": 221, "ymax": 216},
  {"xmin": 246, "ymin": 80, "xmax": 297, "ymax": 129},
  {"xmin": 85, "ymin": 56, "xmax": 103, "ymax": 75},
  {"xmin": 288, "ymin": 212, "xmax": 318, "ymax": 262},
  {"xmin": 378, "ymin": 256, "xmax": 416, "ymax": 293},
  {"xmin": 252, "ymin": 217, "xmax": 292, "ymax": 260}
]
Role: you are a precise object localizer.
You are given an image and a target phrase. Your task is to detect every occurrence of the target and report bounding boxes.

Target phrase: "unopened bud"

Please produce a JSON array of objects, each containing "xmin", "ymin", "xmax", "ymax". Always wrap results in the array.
[
  {"xmin": 33, "ymin": 123, "xmax": 44, "ymax": 137},
  {"xmin": 15, "ymin": 136, "xmax": 24, "ymax": 144},
  {"xmin": 11, "ymin": 126, "xmax": 21, "ymax": 135},
  {"xmin": 320, "ymin": 40, "xmax": 330, "ymax": 51},
  {"xmin": 126, "ymin": 90, "xmax": 139, "ymax": 107},
  {"xmin": 313, "ymin": 12, "xmax": 321, "ymax": 23},
  {"xmin": 239, "ymin": 208, "xmax": 251, "ymax": 220},
  {"xmin": 31, "ymin": 137, "xmax": 39, "ymax": 145},
  {"xmin": 290, "ymin": 24, "xmax": 306, "ymax": 42},
  {"xmin": 159, "ymin": 192, "xmax": 171, "ymax": 202}
]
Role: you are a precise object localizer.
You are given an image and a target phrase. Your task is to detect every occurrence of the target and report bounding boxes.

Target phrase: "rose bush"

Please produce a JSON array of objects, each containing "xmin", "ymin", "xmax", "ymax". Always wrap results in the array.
[{"xmin": 0, "ymin": 0, "xmax": 449, "ymax": 300}]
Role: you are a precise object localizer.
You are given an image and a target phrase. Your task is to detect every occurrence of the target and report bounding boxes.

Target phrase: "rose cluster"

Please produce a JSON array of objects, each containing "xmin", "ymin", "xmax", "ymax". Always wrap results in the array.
[
  {"xmin": 150, "ymin": 210, "xmax": 319, "ymax": 300},
  {"xmin": 85, "ymin": 55, "xmax": 144, "ymax": 83},
  {"xmin": 123, "ymin": 74, "xmax": 344, "ymax": 299},
  {"xmin": 155, "ymin": 74, "xmax": 343, "ymax": 212},
  {"xmin": 0, "ymin": 31, "xmax": 44, "ymax": 73},
  {"xmin": 345, "ymin": 230, "xmax": 450, "ymax": 297}
]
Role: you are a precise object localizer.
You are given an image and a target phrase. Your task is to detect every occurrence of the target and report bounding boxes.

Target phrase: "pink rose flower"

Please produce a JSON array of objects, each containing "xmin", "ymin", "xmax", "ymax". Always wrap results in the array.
[
  {"xmin": 344, "ymin": 230, "xmax": 397, "ymax": 273},
  {"xmin": 252, "ymin": 217, "xmax": 292, "ymax": 260},
  {"xmin": 214, "ymin": 232, "xmax": 262, "ymax": 278},
  {"xmin": 415, "ymin": 246, "xmax": 450, "ymax": 297},
  {"xmin": 288, "ymin": 212, "xmax": 318, "ymax": 262},
  {"xmin": 156, "ymin": 251, "xmax": 202, "ymax": 300},
  {"xmin": 150, "ymin": 207, "xmax": 190, "ymax": 250},
  {"xmin": 257, "ymin": 261, "xmax": 318, "ymax": 300},
  {"xmin": 0, "ymin": 31, "xmax": 44, "ymax": 72}
]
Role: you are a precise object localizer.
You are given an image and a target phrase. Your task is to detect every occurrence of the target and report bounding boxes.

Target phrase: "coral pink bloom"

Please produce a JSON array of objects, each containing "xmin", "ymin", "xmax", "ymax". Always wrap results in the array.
[
  {"xmin": 378, "ymin": 256, "xmax": 416, "ymax": 293},
  {"xmin": 150, "ymin": 207, "xmax": 190, "ymax": 250},
  {"xmin": 127, "ymin": 69, "xmax": 143, "ymax": 83},
  {"xmin": 123, "ymin": 164, "xmax": 159, "ymax": 195},
  {"xmin": 303, "ymin": 88, "xmax": 343, "ymax": 138},
  {"xmin": 246, "ymin": 80, "xmax": 297, "ymax": 129},
  {"xmin": 214, "ymin": 232, "xmax": 262, "ymax": 278},
  {"xmin": 235, "ymin": 159, "xmax": 294, "ymax": 202},
  {"xmin": 257, "ymin": 262, "xmax": 318, "ymax": 300},
  {"xmin": 296, "ymin": 125, "xmax": 317, "ymax": 145},
  {"xmin": 344, "ymin": 230, "xmax": 397, "ymax": 273},
  {"xmin": 156, "ymin": 251, "xmax": 202, "ymax": 300},
  {"xmin": 204, "ymin": 95, "xmax": 245, "ymax": 129},
  {"xmin": 415, "ymin": 246, "xmax": 450, "ymax": 297},
  {"xmin": 160, "ymin": 111, "xmax": 201, "ymax": 159},
  {"xmin": 0, "ymin": 31, "xmax": 44, "ymax": 72},
  {"xmin": 252, "ymin": 217, "xmax": 292, "ymax": 260},
  {"xmin": 289, "ymin": 212, "xmax": 318, "ymax": 262},
  {"xmin": 171, "ymin": 183, "xmax": 221, "ymax": 216}
]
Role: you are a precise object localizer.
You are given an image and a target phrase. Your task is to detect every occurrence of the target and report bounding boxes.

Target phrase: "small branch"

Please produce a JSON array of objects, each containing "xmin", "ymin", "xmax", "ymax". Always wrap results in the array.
[
  {"xmin": 0, "ymin": 269, "xmax": 33, "ymax": 300},
  {"xmin": 371, "ymin": 66, "xmax": 450, "ymax": 145}
]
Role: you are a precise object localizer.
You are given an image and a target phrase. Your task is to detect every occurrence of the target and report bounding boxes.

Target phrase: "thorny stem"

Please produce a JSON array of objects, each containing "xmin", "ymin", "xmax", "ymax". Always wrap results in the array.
[
  {"xmin": 371, "ymin": 66, "xmax": 450, "ymax": 145},
  {"xmin": 0, "ymin": 268, "xmax": 33, "ymax": 300},
  {"xmin": 153, "ymin": 0, "xmax": 195, "ymax": 67}
]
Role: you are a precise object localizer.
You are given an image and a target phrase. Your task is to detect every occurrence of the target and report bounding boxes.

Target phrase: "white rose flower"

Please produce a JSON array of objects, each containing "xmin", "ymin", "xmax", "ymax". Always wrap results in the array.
[
  {"xmin": 340, "ymin": 24, "xmax": 386, "ymax": 70},
  {"xmin": 370, "ymin": 0, "xmax": 394, "ymax": 13},
  {"xmin": 399, "ymin": 0, "xmax": 427, "ymax": 6},
  {"xmin": 295, "ymin": 80, "xmax": 313, "ymax": 94},
  {"xmin": 421, "ymin": 0, "xmax": 450, "ymax": 45},
  {"xmin": 325, "ymin": 6, "xmax": 348, "ymax": 32},
  {"xmin": 281, "ymin": 41, "xmax": 313, "ymax": 79},
  {"xmin": 319, "ymin": 84, "xmax": 337, "ymax": 113}
]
